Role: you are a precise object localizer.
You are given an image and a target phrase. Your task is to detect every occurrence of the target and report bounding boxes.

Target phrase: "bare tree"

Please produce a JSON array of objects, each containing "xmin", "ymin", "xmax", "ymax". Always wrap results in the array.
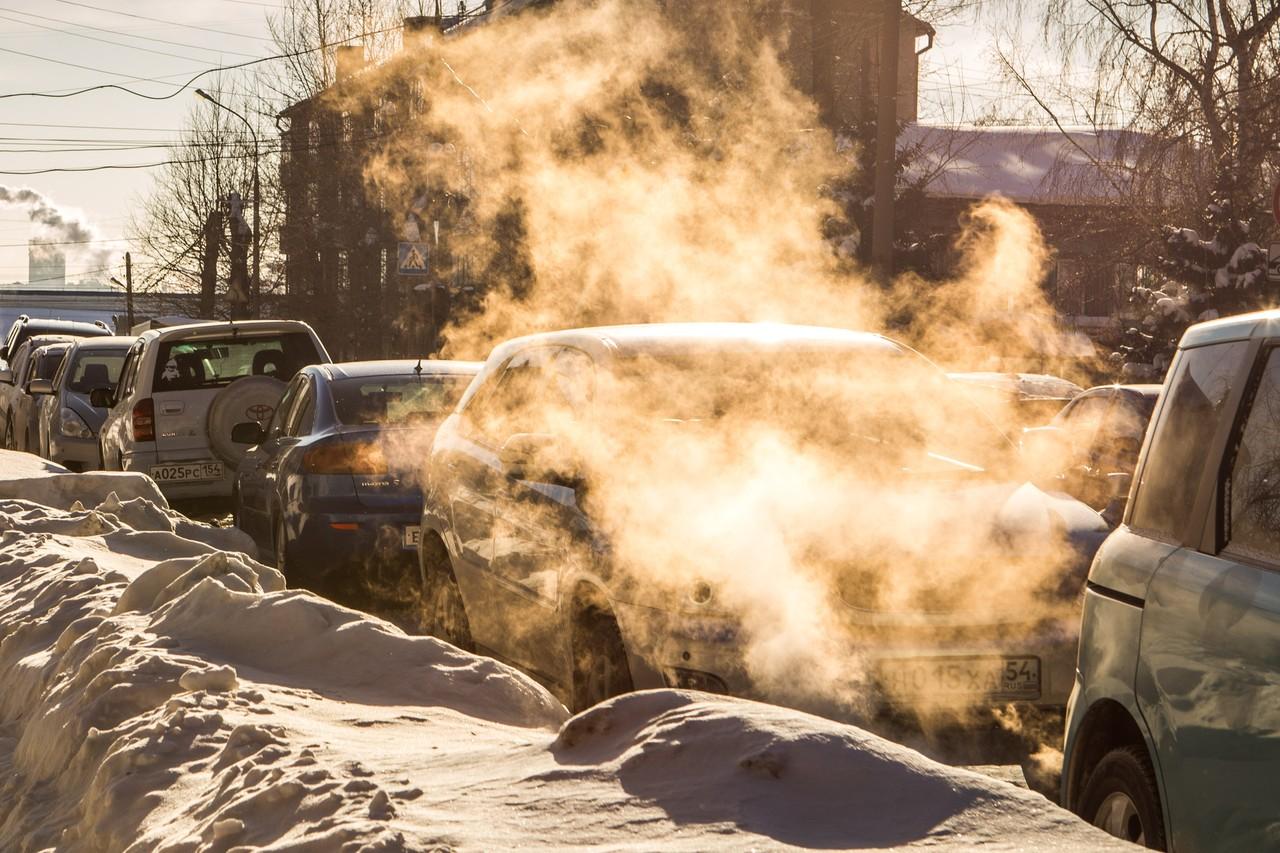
[{"xmin": 127, "ymin": 78, "xmax": 283, "ymax": 319}]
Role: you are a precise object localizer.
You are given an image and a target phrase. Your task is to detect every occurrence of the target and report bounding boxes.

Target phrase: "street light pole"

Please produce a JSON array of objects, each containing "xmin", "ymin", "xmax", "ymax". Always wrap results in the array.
[{"xmin": 195, "ymin": 88, "xmax": 259, "ymax": 318}]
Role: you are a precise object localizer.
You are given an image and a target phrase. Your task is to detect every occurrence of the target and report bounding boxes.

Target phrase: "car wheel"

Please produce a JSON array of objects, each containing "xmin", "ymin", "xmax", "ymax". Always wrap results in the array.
[
  {"xmin": 1078, "ymin": 745, "xmax": 1166, "ymax": 849},
  {"xmin": 419, "ymin": 537, "xmax": 473, "ymax": 651},
  {"xmin": 571, "ymin": 603, "xmax": 633, "ymax": 713}
]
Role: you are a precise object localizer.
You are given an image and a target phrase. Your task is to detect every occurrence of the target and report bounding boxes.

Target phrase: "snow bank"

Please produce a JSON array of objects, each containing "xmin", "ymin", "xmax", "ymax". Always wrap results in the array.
[{"xmin": 0, "ymin": 458, "xmax": 1126, "ymax": 851}]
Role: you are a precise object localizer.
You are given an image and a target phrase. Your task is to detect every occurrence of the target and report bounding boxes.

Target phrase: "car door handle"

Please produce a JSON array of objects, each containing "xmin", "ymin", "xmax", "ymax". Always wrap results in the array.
[{"xmin": 158, "ymin": 401, "xmax": 184, "ymax": 415}]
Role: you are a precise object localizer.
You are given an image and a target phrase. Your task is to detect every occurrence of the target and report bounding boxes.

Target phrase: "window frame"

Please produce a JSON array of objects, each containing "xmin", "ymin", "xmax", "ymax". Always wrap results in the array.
[
  {"xmin": 462, "ymin": 345, "xmax": 595, "ymax": 449},
  {"xmin": 267, "ymin": 375, "xmax": 305, "ymax": 442},
  {"xmin": 1215, "ymin": 343, "xmax": 1280, "ymax": 571}
]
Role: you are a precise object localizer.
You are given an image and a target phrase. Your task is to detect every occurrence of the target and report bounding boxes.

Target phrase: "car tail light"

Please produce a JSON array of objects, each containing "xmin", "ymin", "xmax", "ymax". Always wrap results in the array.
[
  {"xmin": 303, "ymin": 441, "xmax": 389, "ymax": 474},
  {"xmin": 131, "ymin": 398, "xmax": 155, "ymax": 442}
]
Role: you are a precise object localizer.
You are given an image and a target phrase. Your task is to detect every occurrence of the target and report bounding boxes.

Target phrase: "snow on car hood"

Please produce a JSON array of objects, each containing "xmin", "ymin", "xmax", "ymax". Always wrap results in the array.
[{"xmin": 0, "ymin": 453, "xmax": 1129, "ymax": 850}]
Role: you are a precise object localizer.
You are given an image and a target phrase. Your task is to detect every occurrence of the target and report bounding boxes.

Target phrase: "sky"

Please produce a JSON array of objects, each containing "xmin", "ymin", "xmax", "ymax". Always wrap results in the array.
[{"xmin": 0, "ymin": 0, "xmax": 1027, "ymax": 288}]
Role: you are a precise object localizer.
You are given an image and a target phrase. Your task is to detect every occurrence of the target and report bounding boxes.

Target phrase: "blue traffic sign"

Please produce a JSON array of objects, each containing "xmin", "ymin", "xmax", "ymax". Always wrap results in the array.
[{"xmin": 398, "ymin": 242, "xmax": 429, "ymax": 276}]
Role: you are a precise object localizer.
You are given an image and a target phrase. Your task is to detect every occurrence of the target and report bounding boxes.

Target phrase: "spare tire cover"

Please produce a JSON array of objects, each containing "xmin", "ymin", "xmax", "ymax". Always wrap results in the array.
[{"xmin": 207, "ymin": 375, "xmax": 287, "ymax": 466}]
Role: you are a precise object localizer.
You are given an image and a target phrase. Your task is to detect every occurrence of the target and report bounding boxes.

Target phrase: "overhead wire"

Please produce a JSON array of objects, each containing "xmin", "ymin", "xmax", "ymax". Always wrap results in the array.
[
  {"xmin": 0, "ymin": 9, "xmax": 257, "ymax": 63},
  {"xmin": 0, "ymin": 22, "xmax": 405, "ymax": 100},
  {"xmin": 0, "ymin": 6, "xmax": 259, "ymax": 58},
  {"xmin": 49, "ymin": 0, "xmax": 275, "ymax": 42}
]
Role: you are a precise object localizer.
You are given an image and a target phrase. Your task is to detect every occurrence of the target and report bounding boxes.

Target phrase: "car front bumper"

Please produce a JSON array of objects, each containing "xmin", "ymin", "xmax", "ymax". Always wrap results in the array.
[{"xmin": 48, "ymin": 433, "xmax": 101, "ymax": 472}]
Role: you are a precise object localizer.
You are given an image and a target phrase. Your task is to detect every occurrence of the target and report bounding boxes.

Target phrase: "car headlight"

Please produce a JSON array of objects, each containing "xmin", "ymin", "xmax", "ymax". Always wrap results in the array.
[{"xmin": 59, "ymin": 407, "xmax": 93, "ymax": 439}]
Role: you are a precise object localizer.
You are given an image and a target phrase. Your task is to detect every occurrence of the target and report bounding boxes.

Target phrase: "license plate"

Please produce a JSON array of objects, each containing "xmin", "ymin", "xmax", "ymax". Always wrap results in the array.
[
  {"xmin": 877, "ymin": 656, "xmax": 1040, "ymax": 700},
  {"xmin": 150, "ymin": 461, "xmax": 224, "ymax": 483},
  {"xmin": 403, "ymin": 525, "xmax": 421, "ymax": 549}
]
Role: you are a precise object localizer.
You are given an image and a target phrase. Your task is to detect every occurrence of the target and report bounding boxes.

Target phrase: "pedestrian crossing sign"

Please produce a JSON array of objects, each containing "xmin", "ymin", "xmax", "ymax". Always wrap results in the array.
[{"xmin": 398, "ymin": 241, "xmax": 429, "ymax": 276}]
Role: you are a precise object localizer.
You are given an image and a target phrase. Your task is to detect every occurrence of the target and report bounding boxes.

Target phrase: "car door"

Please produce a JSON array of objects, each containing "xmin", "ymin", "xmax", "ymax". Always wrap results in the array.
[
  {"xmin": 0, "ymin": 341, "xmax": 32, "ymax": 447},
  {"xmin": 490, "ymin": 346, "xmax": 597, "ymax": 679},
  {"xmin": 238, "ymin": 374, "xmax": 306, "ymax": 545},
  {"xmin": 101, "ymin": 341, "xmax": 144, "ymax": 468},
  {"xmin": 445, "ymin": 348, "xmax": 555, "ymax": 656},
  {"xmin": 272, "ymin": 376, "xmax": 317, "ymax": 522},
  {"xmin": 1137, "ymin": 344, "xmax": 1280, "ymax": 853}
]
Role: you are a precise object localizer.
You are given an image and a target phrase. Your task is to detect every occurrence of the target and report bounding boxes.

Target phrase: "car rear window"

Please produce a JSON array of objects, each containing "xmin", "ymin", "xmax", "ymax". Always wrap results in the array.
[
  {"xmin": 67, "ymin": 349, "xmax": 127, "ymax": 393},
  {"xmin": 152, "ymin": 332, "xmax": 319, "ymax": 392},
  {"xmin": 332, "ymin": 375, "xmax": 471, "ymax": 426}
]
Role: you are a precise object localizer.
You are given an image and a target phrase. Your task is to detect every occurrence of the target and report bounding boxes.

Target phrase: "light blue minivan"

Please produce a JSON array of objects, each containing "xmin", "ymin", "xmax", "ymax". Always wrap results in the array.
[{"xmin": 1063, "ymin": 309, "xmax": 1280, "ymax": 850}]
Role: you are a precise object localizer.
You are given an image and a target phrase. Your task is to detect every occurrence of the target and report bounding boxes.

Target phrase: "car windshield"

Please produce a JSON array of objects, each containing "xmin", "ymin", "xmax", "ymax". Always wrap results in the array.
[
  {"xmin": 332, "ymin": 374, "xmax": 471, "ymax": 426},
  {"xmin": 67, "ymin": 349, "xmax": 127, "ymax": 393},
  {"xmin": 607, "ymin": 344, "xmax": 1013, "ymax": 472},
  {"xmin": 152, "ymin": 332, "xmax": 319, "ymax": 391}
]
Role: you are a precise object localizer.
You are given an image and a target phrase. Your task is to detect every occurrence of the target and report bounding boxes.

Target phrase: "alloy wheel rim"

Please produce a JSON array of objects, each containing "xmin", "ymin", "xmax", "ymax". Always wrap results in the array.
[{"xmin": 1093, "ymin": 791, "xmax": 1144, "ymax": 844}]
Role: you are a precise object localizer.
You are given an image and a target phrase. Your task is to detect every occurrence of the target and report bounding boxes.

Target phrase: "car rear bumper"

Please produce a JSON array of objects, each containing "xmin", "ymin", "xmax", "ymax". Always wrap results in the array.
[
  {"xmin": 614, "ymin": 600, "xmax": 1077, "ymax": 718},
  {"xmin": 120, "ymin": 450, "xmax": 235, "ymax": 499},
  {"xmin": 286, "ymin": 510, "xmax": 422, "ymax": 594}
]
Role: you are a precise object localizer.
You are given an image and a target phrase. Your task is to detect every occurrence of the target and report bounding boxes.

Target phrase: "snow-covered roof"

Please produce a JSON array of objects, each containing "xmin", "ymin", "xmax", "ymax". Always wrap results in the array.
[{"xmin": 900, "ymin": 124, "xmax": 1144, "ymax": 205}]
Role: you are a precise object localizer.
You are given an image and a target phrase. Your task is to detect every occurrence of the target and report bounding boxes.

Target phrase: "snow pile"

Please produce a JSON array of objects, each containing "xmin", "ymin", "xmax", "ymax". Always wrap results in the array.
[{"xmin": 0, "ymin": 456, "xmax": 1127, "ymax": 851}]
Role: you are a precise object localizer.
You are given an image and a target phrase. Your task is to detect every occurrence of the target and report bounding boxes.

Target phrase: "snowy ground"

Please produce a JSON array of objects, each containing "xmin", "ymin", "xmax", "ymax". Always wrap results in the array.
[{"xmin": 0, "ymin": 452, "xmax": 1130, "ymax": 851}]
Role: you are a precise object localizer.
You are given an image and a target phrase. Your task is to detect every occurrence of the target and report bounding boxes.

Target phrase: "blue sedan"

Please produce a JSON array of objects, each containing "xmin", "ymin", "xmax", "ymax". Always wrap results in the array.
[{"xmin": 233, "ymin": 359, "xmax": 481, "ymax": 618}]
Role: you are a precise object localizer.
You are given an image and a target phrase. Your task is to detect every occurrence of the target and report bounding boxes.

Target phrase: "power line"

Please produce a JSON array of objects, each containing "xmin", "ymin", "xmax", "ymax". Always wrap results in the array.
[
  {"xmin": 0, "ymin": 23, "xmax": 403, "ymax": 100},
  {"xmin": 0, "ymin": 6, "xmax": 258, "ymax": 59},
  {"xmin": 49, "ymin": 0, "xmax": 274, "ymax": 42},
  {"xmin": 0, "ymin": 44, "xmax": 206, "ymax": 83},
  {"xmin": 0, "ymin": 10, "xmax": 255, "ymax": 64}
]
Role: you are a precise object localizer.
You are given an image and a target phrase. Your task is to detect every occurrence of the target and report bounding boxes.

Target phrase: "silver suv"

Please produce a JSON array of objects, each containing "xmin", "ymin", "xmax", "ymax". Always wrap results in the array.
[{"xmin": 96, "ymin": 320, "xmax": 330, "ymax": 500}]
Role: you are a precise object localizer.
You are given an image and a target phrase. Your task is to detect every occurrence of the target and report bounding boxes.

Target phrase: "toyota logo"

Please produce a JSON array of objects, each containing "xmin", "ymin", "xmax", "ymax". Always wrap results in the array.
[{"xmin": 246, "ymin": 404, "xmax": 274, "ymax": 422}]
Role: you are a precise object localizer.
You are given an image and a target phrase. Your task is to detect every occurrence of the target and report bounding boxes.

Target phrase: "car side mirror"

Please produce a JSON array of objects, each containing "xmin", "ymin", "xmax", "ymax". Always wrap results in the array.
[
  {"xmin": 89, "ymin": 387, "xmax": 114, "ymax": 408},
  {"xmin": 500, "ymin": 432, "xmax": 579, "ymax": 486},
  {"xmin": 27, "ymin": 378, "xmax": 53, "ymax": 395},
  {"xmin": 0, "ymin": 368, "xmax": 11, "ymax": 385},
  {"xmin": 231, "ymin": 421, "xmax": 266, "ymax": 445}
]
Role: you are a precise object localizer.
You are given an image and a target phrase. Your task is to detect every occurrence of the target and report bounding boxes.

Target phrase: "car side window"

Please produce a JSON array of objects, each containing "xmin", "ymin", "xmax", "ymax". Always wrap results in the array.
[
  {"xmin": 117, "ymin": 343, "xmax": 144, "ymax": 401},
  {"xmin": 1223, "ymin": 348, "xmax": 1280, "ymax": 565},
  {"xmin": 467, "ymin": 349, "xmax": 553, "ymax": 444},
  {"xmin": 267, "ymin": 376, "xmax": 303, "ymax": 441},
  {"xmin": 51, "ymin": 349, "xmax": 69, "ymax": 390},
  {"xmin": 1130, "ymin": 341, "xmax": 1250, "ymax": 541},
  {"xmin": 286, "ymin": 379, "xmax": 316, "ymax": 437},
  {"xmin": 1060, "ymin": 393, "xmax": 1113, "ymax": 458}
]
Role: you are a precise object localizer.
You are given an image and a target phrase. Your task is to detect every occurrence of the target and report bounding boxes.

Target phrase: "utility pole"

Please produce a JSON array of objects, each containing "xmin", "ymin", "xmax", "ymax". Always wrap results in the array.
[
  {"xmin": 124, "ymin": 252, "xmax": 134, "ymax": 331},
  {"xmin": 871, "ymin": 0, "xmax": 901, "ymax": 276},
  {"xmin": 200, "ymin": 209, "xmax": 223, "ymax": 319}
]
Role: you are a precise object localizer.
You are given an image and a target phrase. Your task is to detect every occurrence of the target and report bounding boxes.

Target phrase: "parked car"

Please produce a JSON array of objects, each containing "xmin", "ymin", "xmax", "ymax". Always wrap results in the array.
[
  {"xmin": 234, "ymin": 359, "xmax": 480, "ymax": 608},
  {"xmin": 0, "ymin": 335, "xmax": 75, "ymax": 450},
  {"xmin": 417, "ymin": 323, "xmax": 1111, "ymax": 720},
  {"xmin": 1022, "ymin": 384, "xmax": 1161, "ymax": 513},
  {"xmin": 95, "ymin": 320, "xmax": 331, "ymax": 502},
  {"xmin": 1062, "ymin": 310, "xmax": 1280, "ymax": 850},
  {"xmin": 0, "ymin": 314, "xmax": 110, "ymax": 369},
  {"xmin": 33, "ymin": 336, "xmax": 132, "ymax": 471},
  {"xmin": 947, "ymin": 371, "xmax": 1083, "ymax": 431},
  {"xmin": 8, "ymin": 341, "xmax": 72, "ymax": 452}
]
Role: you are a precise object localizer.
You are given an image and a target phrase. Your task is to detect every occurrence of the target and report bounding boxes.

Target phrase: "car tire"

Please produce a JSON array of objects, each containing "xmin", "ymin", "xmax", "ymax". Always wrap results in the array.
[
  {"xmin": 1077, "ymin": 745, "xmax": 1166, "ymax": 849},
  {"xmin": 571, "ymin": 603, "xmax": 633, "ymax": 713},
  {"xmin": 419, "ymin": 536, "xmax": 473, "ymax": 651}
]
